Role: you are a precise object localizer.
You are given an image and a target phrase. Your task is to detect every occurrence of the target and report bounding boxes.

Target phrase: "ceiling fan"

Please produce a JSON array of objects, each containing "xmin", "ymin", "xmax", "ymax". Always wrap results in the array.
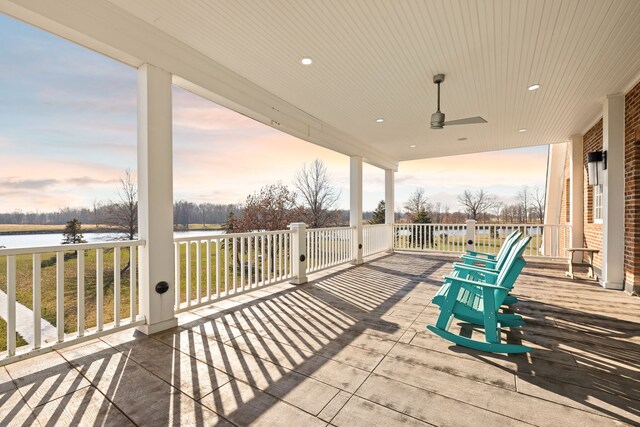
[{"xmin": 430, "ymin": 74, "xmax": 487, "ymax": 129}]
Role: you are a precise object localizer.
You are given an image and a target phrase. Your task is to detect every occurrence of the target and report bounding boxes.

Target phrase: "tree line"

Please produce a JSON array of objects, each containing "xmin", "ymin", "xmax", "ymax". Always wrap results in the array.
[{"xmin": 1, "ymin": 160, "xmax": 547, "ymax": 241}]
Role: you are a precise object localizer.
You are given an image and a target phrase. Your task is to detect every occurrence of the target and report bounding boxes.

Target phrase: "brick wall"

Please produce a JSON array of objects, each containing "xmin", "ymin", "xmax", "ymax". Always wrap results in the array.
[
  {"xmin": 583, "ymin": 119, "xmax": 604, "ymax": 270},
  {"xmin": 625, "ymin": 82, "xmax": 640, "ymax": 294}
]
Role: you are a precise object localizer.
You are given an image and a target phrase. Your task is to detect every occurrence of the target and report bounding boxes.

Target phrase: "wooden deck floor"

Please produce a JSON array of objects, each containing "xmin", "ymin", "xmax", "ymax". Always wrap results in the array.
[{"xmin": 1, "ymin": 252, "xmax": 639, "ymax": 426}]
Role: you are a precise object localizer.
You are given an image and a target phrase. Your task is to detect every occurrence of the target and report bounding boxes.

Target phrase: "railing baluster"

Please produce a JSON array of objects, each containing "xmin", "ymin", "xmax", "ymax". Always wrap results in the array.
[
  {"xmin": 130, "ymin": 246, "xmax": 137, "ymax": 321},
  {"xmin": 247, "ymin": 237, "xmax": 252, "ymax": 289},
  {"xmin": 224, "ymin": 238, "xmax": 230, "ymax": 296},
  {"xmin": 261, "ymin": 235, "xmax": 265, "ymax": 285},
  {"xmin": 196, "ymin": 241, "xmax": 202, "ymax": 303},
  {"xmin": 240, "ymin": 237, "xmax": 245, "ymax": 291},
  {"xmin": 186, "ymin": 242, "xmax": 192, "ymax": 306},
  {"xmin": 279, "ymin": 233, "xmax": 283, "ymax": 280},
  {"xmin": 206, "ymin": 240, "xmax": 211, "ymax": 300},
  {"xmin": 56, "ymin": 251, "xmax": 65, "ymax": 342},
  {"xmin": 232, "ymin": 237, "xmax": 238, "ymax": 292},
  {"xmin": 267, "ymin": 235, "xmax": 272, "ymax": 284},
  {"xmin": 174, "ymin": 243, "xmax": 180, "ymax": 308},
  {"xmin": 114, "ymin": 247, "xmax": 121, "ymax": 327},
  {"xmin": 7, "ymin": 255, "xmax": 16, "ymax": 356},
  {"xmin": 77, "ymin": 249, "xmax": 85, "ymax": 336},
  {"xmin": 254, "ymin": 236, "xmax": 259, "ymax": 287},
  {"xmin": 215, "ymin": 239, "xmax": 221, "ymax": 298},
  {"xmin": 96, "ymin": 248, "xmax": 103, "ymax": 333},
  {"xmin": 32, "ymin": 254, "xmax": 41, "ymax": 350}
]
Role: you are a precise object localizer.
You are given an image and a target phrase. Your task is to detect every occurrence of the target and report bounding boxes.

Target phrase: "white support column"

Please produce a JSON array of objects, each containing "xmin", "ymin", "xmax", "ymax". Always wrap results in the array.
[
  {"xmin": 137, "ymin": 63, "xmax": 178, "ymax": 334},
  {"xmin": 385, "ymin": 169, "xmax": 395, "ymax": 252},
  {"xmin": 350, "ymin": 156, "xmax": 364, "ymax": 264},
  {"xmin": 601, "ymin": 94, "xmax": 625, "ymax": 290},
  {"xmin": 289, "ymin": 223, "xmax": 307, "ymax": 285},
  {"xmin": 570, "ymin": 135, "xmax": 584, "ymax": 261}
]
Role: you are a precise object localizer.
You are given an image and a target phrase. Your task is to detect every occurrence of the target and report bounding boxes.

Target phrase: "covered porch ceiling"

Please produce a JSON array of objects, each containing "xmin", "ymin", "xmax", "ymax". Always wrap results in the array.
[{"xmin": 4, "ymin": 0, "xmax": 640, "ymax": 170}]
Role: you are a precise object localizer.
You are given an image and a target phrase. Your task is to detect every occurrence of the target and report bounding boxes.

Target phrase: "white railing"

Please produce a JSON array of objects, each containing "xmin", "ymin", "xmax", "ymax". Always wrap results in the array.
[
  {"xmin": 394, "ymin": 223, "xmax": 467, "ymax": 252},
  {"xmin": 0, "ymin": 240, "xmax": 144, "ymax": 365},
  {"xmin": 173, "ymin": 230, "xmax": 293, "ymax": 311},
  {"xmin": 363, "ymin": 224, "xmax": 392, "ymax": 257},
  {"xmin": 306, "ymin": 226, "xmax": 354, "ymax": 273},
  {"xmin": 474, "ymin": 224, "xmax": 571, "ymax": 258},
  {"xmin": 394, "ymin": 222, "xmax": 571, "ymax": 258}
]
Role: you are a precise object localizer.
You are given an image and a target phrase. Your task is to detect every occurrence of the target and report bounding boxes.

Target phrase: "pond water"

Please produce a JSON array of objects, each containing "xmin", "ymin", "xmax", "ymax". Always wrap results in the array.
[{"xmin": 0, "ymin": 230, "xmax": 225, "ymax": 249}]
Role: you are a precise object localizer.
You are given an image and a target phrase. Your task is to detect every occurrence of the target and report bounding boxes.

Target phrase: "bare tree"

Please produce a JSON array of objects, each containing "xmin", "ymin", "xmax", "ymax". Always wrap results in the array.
[
  {"xmin": 516, "ymin": 185, "xmax": 530, "ymax": 223},
  {"xmin": 107, "ymin": 170, "xmax": 138, "ymax": 240},
  {"xmin": 457, "ymin": 189, "xmax": 497, "ymax": 220},
  {"xmin": 293, "ymin": 159, "xmax": 340, "ymax": 228},
  {"xmin": 235, "ymin": 182, "xmax": 302, "ymax": 232},
  {"xmin": 532, "ymin": 186, "xmax": 545, "ymax": 223},
  {"xmin": 174, "ymin": 200, "xmax": 196, "ymax": 230},
  {"xmin": 404, "ymin": 188, "xmax": 431, "ymax": 221}
]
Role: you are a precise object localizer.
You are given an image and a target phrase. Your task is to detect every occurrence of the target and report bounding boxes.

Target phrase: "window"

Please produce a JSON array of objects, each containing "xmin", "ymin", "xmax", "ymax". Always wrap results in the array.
[{"xmin": 593, "ymin": 184, "xmax": 603, "ymax": 222}]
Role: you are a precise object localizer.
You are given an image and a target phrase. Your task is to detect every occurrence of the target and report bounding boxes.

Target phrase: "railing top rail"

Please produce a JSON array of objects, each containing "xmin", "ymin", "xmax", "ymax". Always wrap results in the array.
[
  {"xmin": 173, "ymin": 229, "xmax": 292, "ymax": 243},
  {"xmin": 474, "ymin": 223, "xmax": 570, "ymax": 227},
  {"xmin": 0, "ymin": 239, "xmax": 145, "ymax": 256},
  {"xmin": 395, "ymin": 223, "xmax": 466, "ymax": 227},
  {"xmin": 306, "ymin": 226, "xmax": 356, "ymax": 232}
]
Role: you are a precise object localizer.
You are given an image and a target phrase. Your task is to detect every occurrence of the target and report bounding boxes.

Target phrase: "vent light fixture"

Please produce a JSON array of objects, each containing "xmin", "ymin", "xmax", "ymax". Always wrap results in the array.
[
  {"xmin": 528, "ymin": 84, "xmax": 541, "ymax": 91},
  {"xmin": 300, "ymin": 57, "xmax": 313, "ymax": 65}
]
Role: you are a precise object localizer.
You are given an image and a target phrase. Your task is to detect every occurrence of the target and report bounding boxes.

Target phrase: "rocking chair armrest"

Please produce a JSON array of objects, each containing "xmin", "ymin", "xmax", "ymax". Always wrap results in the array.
[
  {"xmin": 452, "ymin": 262, "xmax": 499, "ymax": 275},
  {"xmin": 445, "ymin": 274, "xmax": 506, "ymax": 290},
  {"xmin": 465, "ymin": 250, "xmax": 496, "ymax": 260}
]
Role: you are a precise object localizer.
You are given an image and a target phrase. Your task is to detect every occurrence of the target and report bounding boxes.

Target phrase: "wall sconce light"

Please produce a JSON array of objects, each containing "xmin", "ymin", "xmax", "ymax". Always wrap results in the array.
[{"xmin": 587, "ymin": 150, "xmax": 607, "ymax": 186}]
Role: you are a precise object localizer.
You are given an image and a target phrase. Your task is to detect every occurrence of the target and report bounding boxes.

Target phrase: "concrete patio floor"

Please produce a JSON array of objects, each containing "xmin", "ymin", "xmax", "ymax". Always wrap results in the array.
[{"xmin": 1, "ymin": 252, "xmax": 639, "ymax": 426}]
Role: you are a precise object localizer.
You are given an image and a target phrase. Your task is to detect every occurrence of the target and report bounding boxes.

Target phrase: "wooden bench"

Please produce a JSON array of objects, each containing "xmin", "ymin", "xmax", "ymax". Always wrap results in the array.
[{"xmin": 566, "ymin": 248, "xmax": 599, "ymax": 281}]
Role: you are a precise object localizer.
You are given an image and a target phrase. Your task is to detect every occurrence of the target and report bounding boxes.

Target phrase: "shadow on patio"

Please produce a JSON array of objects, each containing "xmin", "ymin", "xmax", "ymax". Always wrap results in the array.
[{"xmin": 1, "ymin": 253, "xmax": 639, "ymax": 426}]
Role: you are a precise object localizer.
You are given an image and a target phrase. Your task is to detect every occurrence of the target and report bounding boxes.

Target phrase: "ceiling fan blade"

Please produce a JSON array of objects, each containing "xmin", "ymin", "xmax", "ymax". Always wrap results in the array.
[{"xmin": 443, "ymin": 116, "xmax": 487, "ymax": 126}]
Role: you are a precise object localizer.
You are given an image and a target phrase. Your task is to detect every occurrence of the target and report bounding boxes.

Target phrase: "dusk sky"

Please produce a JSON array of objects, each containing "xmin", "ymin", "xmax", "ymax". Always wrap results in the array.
[{"xmin": 0, "ymin": 14, "xmax": 548, "ymax": 214}]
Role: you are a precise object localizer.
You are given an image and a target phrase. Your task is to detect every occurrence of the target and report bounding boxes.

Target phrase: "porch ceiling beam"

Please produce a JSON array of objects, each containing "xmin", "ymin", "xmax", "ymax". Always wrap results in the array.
[{"xmin": 1, "ymin": 0, "xmax": 398, "ymax": 171}]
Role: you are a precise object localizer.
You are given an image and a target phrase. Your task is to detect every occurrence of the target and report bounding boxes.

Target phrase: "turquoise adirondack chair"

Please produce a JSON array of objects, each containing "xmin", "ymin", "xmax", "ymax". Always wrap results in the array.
[
  {"xmin": 433, "ymin": 231, "xmax": 524, "ymax": 307},
  {"xmin": 427, "ymin": 237, "xmax": 532, "ymax": 354},
  {"xmin": 461, "ymin": 229, "xmax": 522, "ymax": 270}
]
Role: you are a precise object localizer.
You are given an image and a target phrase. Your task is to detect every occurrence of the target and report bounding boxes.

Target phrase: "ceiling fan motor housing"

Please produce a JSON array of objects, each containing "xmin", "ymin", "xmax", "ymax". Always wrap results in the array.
[{"xmin": 431, "ymin": 111, "xmax": 445, "ymax": 129}]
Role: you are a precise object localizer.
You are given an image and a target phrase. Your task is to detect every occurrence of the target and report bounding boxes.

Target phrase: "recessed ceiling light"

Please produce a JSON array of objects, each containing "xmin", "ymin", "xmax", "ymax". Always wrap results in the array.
[
  {"xmin": 410, "ymin": 145, "xmax": 416, "ymax": 148},
  {"xmin": 300, "ymin": 57, "xmax": 313, "ymax": 65},
  {"xmin": 518, "ymin": 128, "xmax": 527, "ymax": 133},
  {"xmin": 376, "ymin": 118, "xmax": 384, "ymax": 123},
  {"xmin": 458, "ymin": 137, "xmax": 468, "ymax": 141},
  {"xmin": 528, "ymin": 84, "xmax": 540, "ymax": 91}
]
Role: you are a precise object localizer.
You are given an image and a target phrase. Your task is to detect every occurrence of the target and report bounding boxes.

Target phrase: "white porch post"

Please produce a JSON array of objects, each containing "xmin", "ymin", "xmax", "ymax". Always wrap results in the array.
[
  {"xmin": 569, "ymin": 134, "xmax": 584, "ymax": 261},
  {"xmin": 601, "ymin": 94, "xmax": 625, "ymax": 290},
  {"xmin": 465, "ymin": 219, "xmax": 476, "ymax": 252},
  {"xmin": 137, "ymin": 63, "xmax": 178, "ymax": 334},
  {"xmin": 350, "ymin": 156, "xmax": 364, "ymax": 264},
  {"xmin": 289, "ymin": 223, "xmax": 307, "ymax": 285},
  {"xmin": 384, "ymin": 169, "xmax": 395, "ymax": 252}
]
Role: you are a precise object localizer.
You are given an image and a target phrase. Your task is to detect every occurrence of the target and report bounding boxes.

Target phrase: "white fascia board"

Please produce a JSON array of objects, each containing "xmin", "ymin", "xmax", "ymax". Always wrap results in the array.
[{"xmin": 2, "ymin": 0, "xmax": 397, "ymax": 171}]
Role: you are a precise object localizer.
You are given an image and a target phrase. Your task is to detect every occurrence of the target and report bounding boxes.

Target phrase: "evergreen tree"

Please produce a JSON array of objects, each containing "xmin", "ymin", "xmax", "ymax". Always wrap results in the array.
[
  {"xmin": 369, "ymin": 200, "xmax": 386, "ymax": 224},
  {"xmin": 62, "ymin": 218, "xmax": 86, "ymax": 244},
  {"xmin": 224, "ymin": 211, "xmax": 237, "ymax": 233},
  {"xmin": 414, "ymin": 208, "xmax": 432, "ymax": 224}
]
